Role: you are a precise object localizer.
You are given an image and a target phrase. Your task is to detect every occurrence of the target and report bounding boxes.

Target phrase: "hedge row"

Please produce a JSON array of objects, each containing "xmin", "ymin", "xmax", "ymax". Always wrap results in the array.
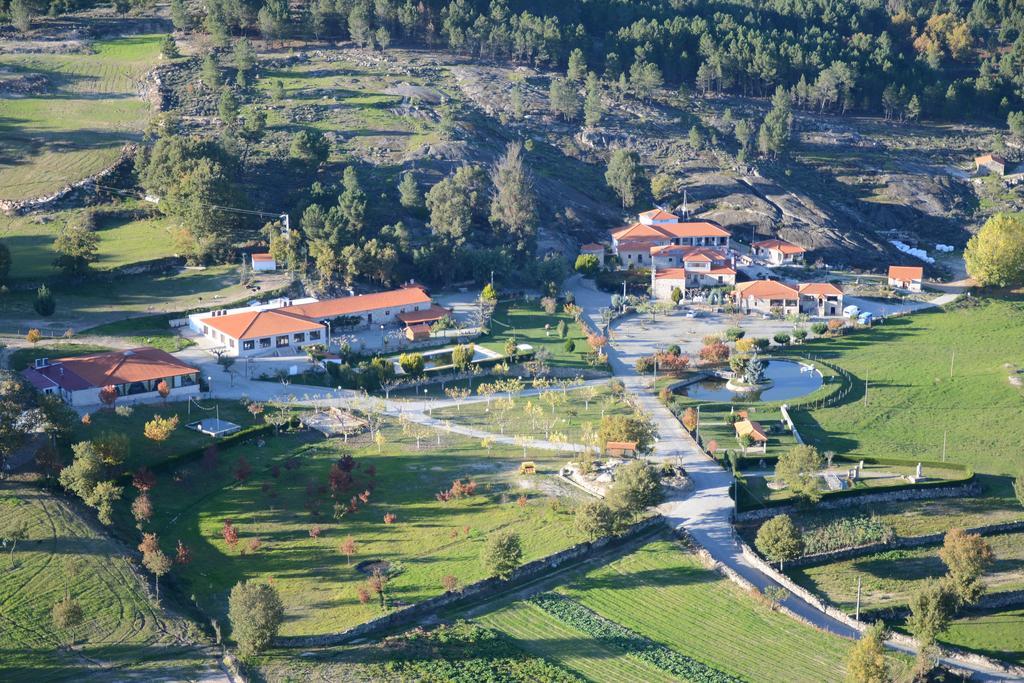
[
  {"xmin": 530, "ymin": 593, "xmax": 741, "ymax": 683},
  {"xmin": 141, "ymin": 421, "xmax": 288, "ymax": 477}
]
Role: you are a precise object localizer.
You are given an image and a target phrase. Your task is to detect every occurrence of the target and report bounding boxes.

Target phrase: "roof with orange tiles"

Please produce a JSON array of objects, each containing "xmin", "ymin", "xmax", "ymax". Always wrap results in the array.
[
  {"xmin": 658, "ymin": 221, "xmax": 731, "ymax": 239},
  {"xmin": 706, "ymin": 266, "xmax": 737, "ymax": 276},
  {"xmin": 23, "ymin": 347, "xmax": 198, "ymax": 391},
  {"xmin": 204, "ymin": 309, "xmax": 324, "ymax": 340},
  {"xmin": 735, "ymin": 419, "xmax": 768, "ymax": 441},
  {"xmin": 580, "ymin": 243, "xmax": 605, "ymax": 252},
  {"xmin": 616, "ymin": 239, "xmax": 660, "ymax": 252},
  {"xmin": 638, "ymin": 209, "xmax": 679, "ymax": 221},
  {"xmin": 654, "ymin": 268, "xmax": 689, "ymax": 280},
  {"xmin": 396, "ymin": 304, "xmax": 452, "ymax": 325},
  {"xmin": 753, "ymin": 238, "xmax": 806, "ymax": 255},
  {"xmin": 251, "ymin": 253, "xmax": 275, "ymax": 261},
  {"xmin": 611, "ymin": 222, "xmax": 673, "ymax": 241},
  {"xmin": 975, "ymin": 153, "xmax": 1006, "ymax": 165},
  {"xmin": 734, "ymin": 280, "xmax": 799, "ymax": 300},
  {"xmin": 280, "ymin": 287, "xmax": 432, "ymax": 320},
  {"xmin": 888, "ymin": 265, "xmax": 924, "ymax": 281},
  {"xmin": 798, "ymin": 283, "xmax": 843, "ymax": 297}
]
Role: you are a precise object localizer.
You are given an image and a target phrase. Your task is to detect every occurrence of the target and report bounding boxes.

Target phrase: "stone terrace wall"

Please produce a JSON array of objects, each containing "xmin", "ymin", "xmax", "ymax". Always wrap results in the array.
[
  {"xmin": 735, "ymin": 480, "xmax": 982, "ymax": 523},
  {"xmin": 274, "ymin": 514, "xmax": 665, "ymax": 648}
]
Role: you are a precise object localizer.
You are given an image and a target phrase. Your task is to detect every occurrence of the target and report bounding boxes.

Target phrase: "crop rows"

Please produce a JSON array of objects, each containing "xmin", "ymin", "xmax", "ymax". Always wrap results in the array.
[
  {"xmin": 477, "ymin": 602, "xmax": 675, "ymax": 683},
  {"xmin": 530, "ymin": 592, "xmax": 741, "ymax": 683}
]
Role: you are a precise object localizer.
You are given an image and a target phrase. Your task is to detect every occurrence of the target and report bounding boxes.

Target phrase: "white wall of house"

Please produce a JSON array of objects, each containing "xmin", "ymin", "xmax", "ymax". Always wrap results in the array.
[
  {"xmin": 252, "ymin": 258, "xmax": 277, "ymax": 271},
  {"xmin": 888, "ymin": 277, "xmax": 922, "ymax": 292},
  {"xmin": 67, "ymin": 381, "xmax": 200, "ymax": 408},
  {"xmin": 738, "ymin": 295, "xmax": 799, "ymax": 316},
  {"xmin": 800, "ymin": 295, "xmax": 844, "ymax": 317},
  {"xmin": 188, "ymin": 297, "xmax": 318, "ymax": 334},
  {"xmin": 214, "ymin": 328, "xmax": 326, "ymax": 358}
]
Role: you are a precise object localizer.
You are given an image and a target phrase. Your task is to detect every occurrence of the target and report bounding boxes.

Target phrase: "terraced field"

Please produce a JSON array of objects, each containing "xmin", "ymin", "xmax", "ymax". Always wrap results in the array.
[
  {"xmin": 478, "ymin": 540, "xmax": 899, "ymax": 682},
  {"xmin": 0, "ymin": 480, "xmax": 216, "ymax": 682},
  {"xmin": 0, "ymin": 35, "xmax": 162, "ymax": 201}
]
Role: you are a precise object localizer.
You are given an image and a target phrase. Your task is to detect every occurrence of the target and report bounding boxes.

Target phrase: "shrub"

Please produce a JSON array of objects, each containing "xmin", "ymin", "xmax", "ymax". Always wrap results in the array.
[
  {"xmin": 575, "ymin": 254, "xmax": 600, "ymax": 275},
  {"xmin": 228, "ymin": 581, "xmax": 284, "ymax": 658},
  {"xmin": 481, "ymin": 530, "xmax": 522, "ymax": 579},
  {"xmin": 773, "ymin": 333, "xmax": 791, "ymax": 345},
  {"xmin": 724, "ymin": 327, "xmax": 745, "ymax": 341},
  {"xmin": 811, "ymin": 322, "xmax": 828, "ymax": 335},
  {"xmin": 792, "ymin": 328, "xmax": 808, "ymax": 342}
]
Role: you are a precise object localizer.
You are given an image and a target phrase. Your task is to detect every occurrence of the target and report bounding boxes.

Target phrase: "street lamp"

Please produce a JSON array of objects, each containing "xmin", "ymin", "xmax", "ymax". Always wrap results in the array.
[
  {"xmin": 380, "ymin": 323, "xmax": 386, "ymax": 347},
  {"xmin": 207, "ymin": 376, "xmax": 213, "ymax": 399}
]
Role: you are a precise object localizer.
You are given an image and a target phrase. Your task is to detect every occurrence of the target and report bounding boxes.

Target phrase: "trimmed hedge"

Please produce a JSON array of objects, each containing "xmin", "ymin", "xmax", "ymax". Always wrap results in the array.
[
  {"xmin": 139, "ymin": 421, "xmax": 288, "ymax": 477},
  {"xmin": 530, "ymin": 593, "xmax": 741, "ymax": 683}
]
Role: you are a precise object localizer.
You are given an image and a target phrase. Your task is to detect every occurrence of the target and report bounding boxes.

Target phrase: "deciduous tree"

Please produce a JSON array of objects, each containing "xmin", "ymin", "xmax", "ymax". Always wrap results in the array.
[
  {"xmin": 774, "ymin": 444, "xmax": 824, "ymax": 502},
  {"xmin": 844, "ymin": 621, "xmax": 889, "ymax": 683},
  {"xmin": 964, "ymin": 213, "xmax": 1024, "ymax": 287},
  {"xmin": 481, "ymin": 529, "xmax": 522, "ymax": 579},
  {"xmin": 755, "ymin": 514, "xmax": 803, "ymax": 569},
  {"xmin": 228, "ymin": 581, "xmax": 284, "ymax": 657},
  {"xmin": 939, "ymin": 528, "xmax": 995, "ymax": 606}
]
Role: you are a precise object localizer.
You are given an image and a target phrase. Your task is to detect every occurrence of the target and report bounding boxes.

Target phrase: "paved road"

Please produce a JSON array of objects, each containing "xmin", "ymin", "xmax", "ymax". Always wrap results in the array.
[{"xmin": 568, "ymin": 275, "xmax": 1014, "ymax": 680}]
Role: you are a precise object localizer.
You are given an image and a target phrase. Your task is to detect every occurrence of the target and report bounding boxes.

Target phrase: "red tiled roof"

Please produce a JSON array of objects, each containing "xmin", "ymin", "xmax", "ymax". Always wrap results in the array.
[
  {"xmin": 396, "ymin": 304, "xmax": 451, "ymax": 325},
  {"xmin": 580, "ymin": 243, "xmax": 604, "ymax": 252},
  {"xmin": 639, "ymin": 209, "xmax": 679, "ymax": 221},
  {"xmin": 611, "ymin": 223, "xmax": 671, "ymax": 241},
  {"xmin": 204, "ymin": 310, "xmax": 324, "ymax": 340},
  {"xmin": 251, "ymin": 253, "xmax": 274, "ymax": 261},
  {"xmin": 658, "ymin": 221, "xmax": 731, "ymax": 239},
  {"xmin": 23, "ymin": 347, "xmax": 198, "ymax": 391},
  {"xmin": 281, "ymin": 287, "xmax": 432, "ymax": 320},
  {"xmin": 735, "ymin": 280, "xmax": 799, "ymax": 300},
  {"xmin": 616, "ymin": 239, "xmax": 660, "ymax": 251},
  {"xmin": 706, "ymin": 266, "xmax": 737, "ymax": 276},
  {"xmin": 654, "ymin": 268, "xmax": 689, "ymax": 280},
  {"xmin": 753, "ymin": 238, "xmax": 806, "ymax": 255},
  {"xmin": 798, "ymin": 283, "xmax": 843, "ymax": 297},
  {"xmin": 735, "ymin": 419, "xmax": 768, "ymax": 442},
  {"xmin": 888, "ymin": 265, "xmax": 923, "ymax": 281},
  {"xmin": 975, "ymin": 154, "xmax": 1006, "ymax": 165}
]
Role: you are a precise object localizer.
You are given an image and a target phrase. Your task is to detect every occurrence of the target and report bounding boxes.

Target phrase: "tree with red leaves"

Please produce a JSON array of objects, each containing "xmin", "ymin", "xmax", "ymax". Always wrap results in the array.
[
  {"xmin": 132, "ymin": 467, "xmax": 157, "ymax": 492},
  {"xmin": 138, "ymin": 532, "xmax": 159, "ymax": 556},
  {"xmin": 131, "ymin": 493, "xmax": 153, "ymax": 528},
  {"xmin": 383, "ymin": 512, "xmax": 397, "ymax": 524},
  {"xmin": 329, "ymin": 463, "xmax": 353, "ymax": 492},
  {"xmin": 340, "ymin": 536, "xmax": 357, "ymax": 565},
  {"xmin": 156, "ymin": 380, "xmax": 170, "ymax": 403},
  {"xmin": 357, "ymin": 586, "xmax": 371, "ymax": 605},
  {"xmin": 699, "ymin": 340, "xmax": 730, "ymax": 363},
  {"xmin": 368, "ymin": 568, "xmax": 389, "ymax": 608},
  {"xmin": 309, "ymin": 525, "xmax": 322, "ymax": 540},
  {"xmin": 358, "ymin": 490, "xmax": 371, "ymax": 504},
  {"xmin": 248, "ymin": 538, "xmax": 262, "ymax": 553},
  {"xmin": 516, "ymin": 495, "xmax": 528, "ymax": 508},
  {"xmin": 98, "ymin": 385, "xmax": 117, "ymax": 410},
  {"xmin": 234, "ymin": 457, "xmax": 251, "ymax": 482},
  {"xmin": 222, "ymin": 520, "xmax": 239, "ymax": 548},
  {"xmin": 175, "ymin": 540, "xmax": 191, "ymax": 565}
]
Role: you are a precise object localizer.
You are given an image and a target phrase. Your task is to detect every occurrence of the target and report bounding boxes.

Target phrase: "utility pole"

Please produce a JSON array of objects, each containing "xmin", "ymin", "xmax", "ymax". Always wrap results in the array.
[
  {"xmin": 863, "ymin": 378, "xmax": 868, "ymax": 406},
  {"xmin": 950, "ymin": 349, "xmax": 955, "ymax": 379},
  {"xmin": 855, "ymin": 576, "xmax": 862, "ymax": 621}
]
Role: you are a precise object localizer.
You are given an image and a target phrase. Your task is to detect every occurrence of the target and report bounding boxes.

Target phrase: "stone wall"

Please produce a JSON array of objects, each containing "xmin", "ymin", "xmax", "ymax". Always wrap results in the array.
[
  {"xmin": 788, "ymin": 519, "xmax": 1024, "ymax": 569},
  {"xmin": 735, "ymin": 480, "xmax": 982, "ymax": 522},
  {"xmin": 0, "ymin": 144, "xmax": 137, "ymax": 216},
  {"xmin": 273, "ymin": 514, "xmax": 665, "ymax": 648}
]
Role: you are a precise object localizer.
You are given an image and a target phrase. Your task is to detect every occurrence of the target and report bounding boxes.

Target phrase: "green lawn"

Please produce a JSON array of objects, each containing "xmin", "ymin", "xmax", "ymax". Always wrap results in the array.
[
  {"xmin": 477, "ymin": 299, "xmax": 605, "ymax": 373},
  {"xmin": 433, "ymin": 381, "xmax": 632, "ymax": 445},
  {"xmin": 74, "ymin": 399, "xmax": 257, "ymax": 470},
  {"xmin": 790, "ymin": 298, "xmax": 1024, "ymax": 475},
  {"xmin": 0, "ymin": 36, "xmax": 163, "ymax": 201},
  {"xmin": 0, "ymin": 206, "xmax": 179, "ymax": 282},
  {"xmin": 479, "ymin": 539, "xmax": 901, "ymax": 682},
  {"xmin": 790, "ymin": 531, "xmax": 1024, "ymax": 614},
  {"xmin": 679, "ymin": 404, "xmax": 799, "ymax": 460},
  {"xmin": 0, "ymin": 480, "xmax": 214, "ymax": 682},
  {"xmin": 941, "ymin": 608, "xmax": 1024, "ymax": 665},
  {"xmin": 7, "ymin": 343, "xmax": 112, "ymax": 371},
  {"xmin": 136, "ymin": 420, "xmax": 588, "ymax": 637}
]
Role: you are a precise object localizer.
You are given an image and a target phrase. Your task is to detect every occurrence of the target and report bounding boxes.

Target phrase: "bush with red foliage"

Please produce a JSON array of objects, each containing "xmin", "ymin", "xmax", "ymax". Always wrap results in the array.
[
  {"xmin": 222, "ymin": 520, "xmax": 239, "ymax": 548},
  {"xmin": 383, "ymin": 512, "xmax": 397, "ymax": 524},
  {"xmin": 132, "ymin": 467, "xmax": 157, "ymax": 492}
]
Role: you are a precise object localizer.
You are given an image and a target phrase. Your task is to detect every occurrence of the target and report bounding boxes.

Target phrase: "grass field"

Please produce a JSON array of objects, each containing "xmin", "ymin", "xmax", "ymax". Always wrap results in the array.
[
  {"xmin": 479, "ymin": 539, "xmax": 899, "ymax": 682},
  {"xmin": 476, "ymin": 299, "xmax": 604, "ymax": 373},
  {"xmin": 74, "ymin": 399, "xmax": 258, "ymax": 470},
  {"xmin": 684, "ymin": 404, "xmax": 799, "ymax": 459},
  {"xmin": 0, "ymin": 36, "xmax": 163, "ymax": 201},
  {"xmin": 135, "ymin": 419, "xmax": 588, "ymax": 636},
  {"xmin": 790, "ymin": 531, "xmax": 1024, "ymax": 614},
  {"xmin": 433, "ymin": 382, "xmax": 632, "ymax": 445},
  {"xmin": 941, "ymin": 608, "xmax": 1024, "ymax": 665},
  {"xmin": 0, "ymin": 480, "xmax": 214, "ymax": 682},
  {"xmin": 0, "ymin": 206, "xmax": 179, "ymax": 282},
  {"xmin": 790, "ymin": 298, "xmax": 1024, "ymax": 475}
]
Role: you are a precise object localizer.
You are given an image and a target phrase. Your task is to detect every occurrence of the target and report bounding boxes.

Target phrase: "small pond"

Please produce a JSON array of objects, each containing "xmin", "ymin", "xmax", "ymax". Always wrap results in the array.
[{"xmin": 674, "ymin": 359, "xmax": 823, "ymax": 403}]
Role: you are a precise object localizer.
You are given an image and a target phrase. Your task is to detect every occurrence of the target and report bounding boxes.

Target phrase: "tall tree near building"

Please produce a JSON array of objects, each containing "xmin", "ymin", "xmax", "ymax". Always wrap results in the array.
[
  {"xmin": 605, "ymin": 149, "xmax": 641, "ymax": 208},
  {"xmin": 489, "ymin": 142, "xmax": 537, "ymax": 256},
  {"xmin": 754, "ymin": 514, "xmax": 803, "ymax": 569},
  {"xmin": 939, "ymin": 528, "xmax": 995, "ymax": 606}
]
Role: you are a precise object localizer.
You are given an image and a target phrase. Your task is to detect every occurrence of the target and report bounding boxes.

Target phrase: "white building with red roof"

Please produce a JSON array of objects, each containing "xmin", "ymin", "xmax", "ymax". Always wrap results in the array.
[
  {"xmin": 751, "ymin": 238, "xmax": 806, "ymax": 266},
  {"xmin": 888, "ymin": 265, "xmax": 924, "ymax": 292},
  {"xmin": 188, "ymin": 286, "xmax": 441, "ymax": 357},
  {"xmin": 609, "ymin": 208, "xmax": 731, "ymax": 269},
  {"xmin": 650, "ymin": 247, "xmax": 736, "ymax": 300},
  {"xmin": 734, "ymin": 280, "xmax": 844, "ymax": 317},
  {"xmin": 578, "ymin": 243, "xmax": 605, "ymax": 267},
  {"xmin": 21, "ymin": 347, "xmax": 200, "ymax": 407}
]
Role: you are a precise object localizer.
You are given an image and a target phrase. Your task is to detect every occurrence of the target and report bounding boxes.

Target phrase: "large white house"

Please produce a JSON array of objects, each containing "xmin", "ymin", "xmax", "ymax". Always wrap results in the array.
[
  {"xmin": 21, "ymin": 347, "xmax": 201, "ymax": 407},
  {"xmin": 734, "ymin": 280, "xmax": 844, "ymax": 317},
  {"xmin": 608, "ymin": 208, "xmax": 731, "ymax": 269},
  {"xmin": 191, "ymin": 286, "xmax": 446, "ymax": 357},
  {"xmin": 751, "ymin": 238, "xmax": 806, "ymax": 266},
  {"xmin": 651, "ymin": 247, "xmax": 736, "ymax": 300}
]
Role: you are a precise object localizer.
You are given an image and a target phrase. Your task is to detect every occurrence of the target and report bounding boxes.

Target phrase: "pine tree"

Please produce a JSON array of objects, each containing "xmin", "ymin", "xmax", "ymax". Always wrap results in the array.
[
  {"xmin": 398, "ymin": 172, "xmax": 422, "ymax": 209},
  {"xmin": 201, "ymin": 54, "xmax": 220, "ymax": 90},
  {"xmin": 170, "ymin": 0, "xmax": 190, "ymax": 30},
  {"xmin": 567, "ymin": 48, "xmax": 587, "ymax": 82},
  {"xmin": 605, "ymin": 149, "xmax": 641, "ymax": 208},
  {"xmin": 583, "ymin": 72, "xmax": 604, "ymax": 127},
  {"xmin": 160, "ymin": 35, "xmax": 181, "ymax": 59},
  {"xmin": 489, "ymin": 142, "xmax": 538, "ymax": 256}
]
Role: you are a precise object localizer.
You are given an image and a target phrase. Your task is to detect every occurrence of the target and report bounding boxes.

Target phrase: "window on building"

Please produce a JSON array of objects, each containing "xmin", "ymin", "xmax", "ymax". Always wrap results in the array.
[
  {"xmin": 309, "ymin": 330, "xmax": 321, "ymax": 340},
  {"xmin": 242, "ymin": 340, "xmax": 255, "ymax": 350},
  {"xmin": 277, "ymin": 335, "xmax": 290, "ymax": 347},
  {"xmin": 259, "ymin": 337, "xmax": 271, "ymax": 348},
  {"xmin": 293, "ymin": 332, "xmax": 305, "ymax": 343},
  {"xmin": 230, "ymin": 338, "xmax": 236, "ymax": 347}
]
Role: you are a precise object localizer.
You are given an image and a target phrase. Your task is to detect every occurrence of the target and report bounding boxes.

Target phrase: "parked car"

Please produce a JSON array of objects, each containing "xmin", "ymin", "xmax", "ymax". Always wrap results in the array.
[{"xmin": 843, "ymin": 304, "xmax": 860, "ymax": 318}]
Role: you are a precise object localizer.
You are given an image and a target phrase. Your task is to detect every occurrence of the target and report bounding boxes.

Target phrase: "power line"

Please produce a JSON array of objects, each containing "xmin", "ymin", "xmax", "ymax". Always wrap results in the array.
[{"xmin": 89, "ymin": 182, "xmax": 290, "ymax": 230}]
